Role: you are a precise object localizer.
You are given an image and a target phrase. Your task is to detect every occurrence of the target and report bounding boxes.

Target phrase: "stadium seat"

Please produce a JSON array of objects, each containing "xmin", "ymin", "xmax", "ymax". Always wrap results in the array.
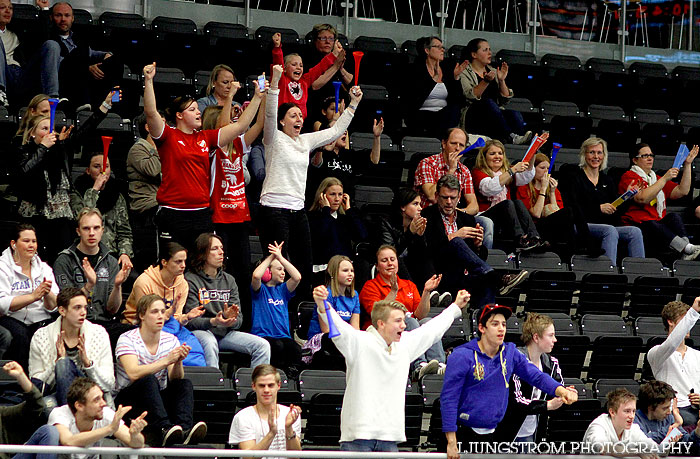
[
  {"xmin": 546, "ymin": 312, "xmax": 578, "ymax": 336},
  {"xmin": 402, "ymin": 393, "xmax": 424, "ymax": 448},
  {"xmin": 634, "ymin": 316, "xmax": 667, "ymax": 343},
  {"xmin": 546, "ymin": 69, "xmax": 595, "ymax": 105},
  {"xmin": 628, "ymin": 276, "xmax": 680, "ymax": 318},
  {"xmin": 303, "ymin": 393, "xmax": 344, "ymax": 445},
  {"xmin": 98, "ymin": 12, "xmax": 152, "ymax": 70},
  {"xmin": 485, "ymin": 249, "xmax": 515, "ymax": 270},
  {"xmin": 546, "ymin": 399, "xmax": 602, "ymax": 443},
  {"xmin": 637, "ymin": 77, "xmax": 677, "ymax": 113},
  {"xmin": 202, "ymin": 22, "xmax": 250, "ymax": 42},
  {"xmin": 587, "ymin": 104, "xmax": 627, "ymax": 126},
  {"xmin": 540, "ymin": 100, "xmax": 580, "ymax": 122},
  {"xmin": 299, "ymin": 369, "xmax": 346, "ymax": 404},
  {"xmin": 507, "ymin": 64, "xmax": 546, "ymax": 104},
  {"xmin": 496, "ymin": 49, "xmax": 537, "ymax": 66},
  {"xmin": 351, "ymin": 36, "xmax": 407, "ymax": 88},
  {"xmin": 552, "ymin": 335, "xmax": 591, "ymax": 378},
  {"xmin": 353, "ymin": 185, "xmax": 394, "ymax": 208},
  {"xmin": 400, "ymin": 136, "xmax": 441, "ymax": 162},
  {"xmin": 442, "ymin": 317, "xmax": 467, "ymax": 348},
  {"xmin": 576, "ymin": 273, "xmax": 628, "ymax": 316},
  {"xmin": 580, "ymin": 314, "xmax": 631, "ymax": 340},
  {"xmin": 549, "ymin": 116, "xmax": 593, "ymax": 148},
  {"xmin": 507, "ymin": 97, "xmax": 538, "ymax": 115},
  {"xmin": 400, "ymin": 40, "xmax": 419, "ymax": 63},
  {"xmin": 621, "ymin": 257, "xmax": 668, "ymax": 280},
  {"xmin": 595, "ymin": 119, "xmax": 640, "ymax": 152},
  {"xmin": 518, "ymin": 251, "xmax": 565, "ymax": 271},
  {"xmin": 586, "ymin": 335, "xmax": 644, "ymax": 380},
  {"xmin": 296, "ymin": 301, "xmax": 315, "ymax": 341},
  {"xmin": 594, "ymin": 73, "xmax": 637, "ymax": 110},
  {"xmin": 633, "ymin": 108, "xmax": 672, "ymax": 127},
  {"xmin": 540, "ymin": 53, "xmax": 582, "ymax": 71},
  {"xmin": 185, "ymin": 366, "xmax": 236, "ymax": 444},
  {"xmin": 585, "ymin": 57, "xmax": 626, "ymax": 76},
  {"xmin": 524, "ymin": 270, "xmax": 577, "ymax": 315},
  {"xmin": 672, "ymin": 66, "xmax": 700, "ymax": 81},
  {"xmin": 350, "ymin": 132, "xmax": 395, "ymax": 151},
  {"xmin": 673, "ymin": 260, "xmax": 700, "ymax": 285},
  {"xmin": 593, "ymin": 378, "xmax": 640, "ymax": 399},
  {"xmin": 570, "ymin": 255, "xmax": 615, "ymax": 281},
  {"xmin": 640, "ymin": 123, "xmax": 684, "ymax": 154},
  {"xmin": 353, "ymin": 84, "xmax": 392, "ymax": 134},
  {"xmin": 677, "ymin": 112, "xmax": 700, "ymax": 132},
  {"xmin": 563, "ymin": 377, "xmax": 592, "ymax": 399},
  {"xmin": 629, "ymin": 62, "xmax": 669, "ymax": 79}
]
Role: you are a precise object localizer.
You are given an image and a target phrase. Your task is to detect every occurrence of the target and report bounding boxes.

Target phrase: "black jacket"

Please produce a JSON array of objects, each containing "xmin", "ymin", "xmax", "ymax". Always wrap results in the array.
[
  {"xmin": 494, "ymin": 346, "xmax": 564, "ymax": 442},
  {"xmin": 422, "ymin": 204, "xmax": 488, "ymax": 262},
  {"xmin": 308, "ymin": 206, "xmax": 368, "ymax": 265}
]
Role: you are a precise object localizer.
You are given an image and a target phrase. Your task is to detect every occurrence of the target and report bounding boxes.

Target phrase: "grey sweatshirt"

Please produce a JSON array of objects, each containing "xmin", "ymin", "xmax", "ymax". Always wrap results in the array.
[{"xmin": 184, "ymin": 268, "xmax": 242, "ymax": 337}]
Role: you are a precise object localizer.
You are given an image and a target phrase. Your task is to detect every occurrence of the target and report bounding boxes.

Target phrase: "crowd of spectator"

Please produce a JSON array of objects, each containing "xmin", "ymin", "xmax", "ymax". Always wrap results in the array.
[{"xmin": 1, "ymin": 0, "xmax": 700, "ymax": 456}]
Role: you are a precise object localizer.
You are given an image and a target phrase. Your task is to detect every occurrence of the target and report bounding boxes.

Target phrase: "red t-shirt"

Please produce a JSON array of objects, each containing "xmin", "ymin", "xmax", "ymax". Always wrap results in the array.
[
  {"xmin": 515, "ymin": 184, "xmax": 564, "ymax": 221},
  {"xmin": 154, "ymin": 124, "xmax": 219, "ymax": 209},
  {"xmin": 358, "ymin": 275, "xmax": 421, "ymax": 330},
  {"xmin": 472, "ymin": 168, "xmax": 511, "ymax": 212},
  {"xmin": 618, "ymin": 170, "xmax": 678, "ymax": 224},
  {"xmin": 210, "ymin": 137, "xmax": 251, "ymax": 224}
]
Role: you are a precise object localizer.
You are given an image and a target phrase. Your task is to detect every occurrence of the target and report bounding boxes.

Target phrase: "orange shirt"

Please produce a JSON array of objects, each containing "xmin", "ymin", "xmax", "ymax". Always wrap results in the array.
[{"xmin": 358, "ymin": 274, "xmax": 421, "ymax": 330}]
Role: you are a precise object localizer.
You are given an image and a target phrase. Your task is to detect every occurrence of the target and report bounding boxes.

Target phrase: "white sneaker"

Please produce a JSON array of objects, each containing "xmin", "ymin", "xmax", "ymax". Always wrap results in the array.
[
  {"xmin": 0, "ymin": 89, "xmax": 7, "ymax": 106},
  {"xmin": 430, "ymin": 290, "xmax": 440, "ymax": 308},
  {"xmin": 418, "ymin": 359, "xmax": 440, "ymax": 379},
  {"xmin": 437, "ymin": 363, "xmax": 447, "ymax": 375},
  {"xmin": 682, "ymin": 246, "xmax": 700, "ymax": 261},
  {"xmin": 438, "ymin": 292, "xmax": 453, "ymax": 308},
  {"xmin": 512, "ymin": 131, "xmax": 533, "ymax": 145}
]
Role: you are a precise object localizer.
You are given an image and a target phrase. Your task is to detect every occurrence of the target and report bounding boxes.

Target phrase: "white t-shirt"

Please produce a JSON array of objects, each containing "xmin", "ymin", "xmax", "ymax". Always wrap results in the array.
[
  {"xmin": 48, "ymin": 404, "xmax": 123, "ymax": 459},
  {"xmin": 516, "ymin": 360, "xmax": 543, "ymax": 438},
  {"xmin": 420, "ymin": 83, "xmax": 448, "ymax": 111},
  {"xmin": 583, "ymin": 413, "xmax": 658, "ymax": 454},
  {"xmin": 114, "ymin": 328, "xmax": 180, "ymax": 392},
  {"xmin": 228, "ymin": 404, "xmax": 302, "ymax": 458}
]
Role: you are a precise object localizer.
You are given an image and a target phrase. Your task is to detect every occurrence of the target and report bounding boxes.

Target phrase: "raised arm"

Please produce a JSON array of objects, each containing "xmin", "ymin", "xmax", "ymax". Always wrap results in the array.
[
  {"xmin": 303, "ymin": 86, "xmax": 362, "ymax": 151},
  {"xmin": 370, "ymin": 117, "xmax": 383, "ymax": 165},
  {"xmin": 142, "ymin": 63, "xmax": 165, "ymax": 138},
  {"xmin": 218, "ymin": 81, "xmax": 265, "ymax": 147},
  {"xmin": 252, "ymin": 253, "xmax": 275, "ymax": 292},
  {"xmin": 671, "ymin": 145, "xmax": 698, "ymax": 199},
  {"xmin": 263, "ymin": 65, "xmax": 284, "ymax": 145},
  {"xmin": 244, "ymin": 93, "xmax": 266, "ymax": 146},
  {"xmin": 269, "ymin": 241, "xmax": 301, "ymax": 292}
]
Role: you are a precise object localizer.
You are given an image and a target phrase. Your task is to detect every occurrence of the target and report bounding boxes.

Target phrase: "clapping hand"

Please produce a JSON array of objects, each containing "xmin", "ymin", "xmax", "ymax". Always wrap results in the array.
[{"xmin": 268, "ymin": 241, "xmax": 284, "ymax": 259}]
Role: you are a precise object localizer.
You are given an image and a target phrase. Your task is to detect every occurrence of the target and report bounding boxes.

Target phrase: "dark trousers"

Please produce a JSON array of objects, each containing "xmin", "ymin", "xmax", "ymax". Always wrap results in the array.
[
  {"xmin": 465, "ymin": 98, "xmax": 526, "ymax": 143},
  {"xmin": 59, "ymin": 52, "xmax": 123, "ymax": 108},
  {"xmin": 115, "ymin": 375, "xmax": 194, "ymax": 433},
  {"xmin": 215, "ymin": 222, "xmax": 252, "ymax": 330},
  {"xmin": 405, "ymin": 104, "xmax": 461, "ymax": 138},
  {"xmin": 264, "ymin": 337, "xmax": 302, "ymax": 376},
  {"xmin": 129, "ymin": 206, "xmax": 159, "ymax": 274},
  {"xmin": 258, "ymin": 206, "xmax": 312, "ymax": 299},
  {"xmin": 310, "ymin": 334, "xmax": 346, "ymax": 371},
  {"xmin": 26, "ymin": 216, "xmax": 74, "ymax": 266},
  {"xmin": 156, "ymin": 207, "xmax": 214, "ymax": 260},
  {"xmin": 0, "ymin": 325, "xmax": 11, "ymax": 360},
  {"xmin": 637, "ymin": 213, "xmax": 688, "ymax": 251},
  {"xmin": 438, "ymin": 238, "xmax": 495, "ymax": 309},
  {"xmin": 482, "ymin": 199, "xmax": 539, "ymax": 242},
  {"xmin": 0, "ymin": 316, "xmax": 49, "ymax": 371},
  {"xmin": 536, "ymin": 206, "xmax": 595, "ymax": 259}
]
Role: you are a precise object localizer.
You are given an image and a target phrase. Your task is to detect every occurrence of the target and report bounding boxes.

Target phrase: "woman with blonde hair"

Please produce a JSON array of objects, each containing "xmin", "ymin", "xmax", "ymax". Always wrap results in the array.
[
  {"xmin": 14, "ymin": 94, "xmax": 50, "ymax": 146},
  {"xmin": 302, "ymin": 254, "xmax": 360, "ymax": 369},
  {"xmin": 472, "ymin": 138, "xmax": 547, "ymax": 251},
  {"xmin": 196, "ymin": 63, "xmax": 243, "ymax": 118},
  {"xmin": 516, "ymin": 153, "xmax": 601, "ymax": 258},
  {"xmin": 308, "ymin": 177, "xmax": 367, "ymax": 268}
]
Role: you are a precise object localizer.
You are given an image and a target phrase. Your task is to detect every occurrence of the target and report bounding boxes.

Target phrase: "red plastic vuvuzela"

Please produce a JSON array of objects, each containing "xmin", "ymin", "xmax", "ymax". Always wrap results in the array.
[
  {"xmin": 102, "ymin": 136, "xmax": 113, "ymax": 172},
  {"xmin": 353, "ymin": 51, "xmax": 364, "ymax": 86}
]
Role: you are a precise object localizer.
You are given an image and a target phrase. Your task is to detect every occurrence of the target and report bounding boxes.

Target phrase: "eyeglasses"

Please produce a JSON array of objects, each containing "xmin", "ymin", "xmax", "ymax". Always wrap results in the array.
[
  {"xmin": 479, "ymin": 304, "xmax": 511, "ymax": 323},
  {"xmin": 636, "ymin": 154, "xmax": 655, "ymax": 159},
  {"xmin": 317, "ymin": 37, "xmax": 336, "ymax": 42},
  {"xmin": 438, "ymin": 194, "xmax": 458, "ymax": 201}
]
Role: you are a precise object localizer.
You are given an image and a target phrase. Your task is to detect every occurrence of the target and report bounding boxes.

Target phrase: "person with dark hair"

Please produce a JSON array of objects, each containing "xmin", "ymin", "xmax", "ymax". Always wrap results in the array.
[
  {"xmin": 413, "ymin": 127, "xmax": 494, "ymax": 249},
  {"xmin": 308, "ymin": 177, "xmax": 367, "ymax": 268},
  {"xmin": 472, "ymin": 138, "xmax": 547, "ymax": 251},
  {"xmin": 441, "ymin": 304, "xmax": 577, "ymax": 455},
  {"xmin": 115, "ymin": 294, "xmax": 206, "ymax": 447},
  {"xmin": 228, "ymin": 364, "xmax": 302, "ymax": 453},
  {"xmin": 122, "ymin": 242, "xmax": 206, "ymax": 367},
  {"xmin": 558, "ymin": 137, "xmax": 645, "ymax": 267},
  {"xmin": 257, "ymin": 64, "xmax": 362, "ymax": 296},
  {"xmin": 402, "ymin": 36, "xmax": 465, "ymax": 138},
  {"xmin": 29, "ymin": 287, "xmax": 113, "ymax": 406},
  {"xmin": 53, "ymin": 208, "xmax": 131, "ymax": 346},
  {"xmin": 583, "ymin": 388, "xmax": 657, "ymax": 455},
  {"xmin": 0, "ymin": 224, "xmax": 57, "ymax": 370},
  {"xmin": 70, "ymin": 150, "xmax": 133, "ymax": 269},
  {"xmin": 378, "ymin": 188, "xmax": 434, "ymax": 286},
  {"xmin": 142, "ymin": 62, "xmax": 263, "ymax": 253},
  {"xmin": 422, "ymin": 174, "xmax": 528, "ymax": 306},
  {"xmin": 39, "ymin": 2, "xmax": 121, "ymax": 110},
  {"xmin": 516, "ymin": 152, "xmax": 601, "ymax": 258},
  {"xmin": 184, "ymin": 233, "xmax": 270, "ymax": 370},
  {"xmin": 494, "ymin": 313, "xmax": 567, "ymax": 444},
  {"xmin": 1, "ymin": 360, "xmax": 58, "ymax": 459},
  {"xmin": 126, "ymin": 111, "xmax": 162, "ymax": 272},
  {"xmin": 271, "ymin": 31, "xmax": 343, "ymax": 119},
  {"xmin": 12, "ymin": 90, "xmax": 116, "ymax": 263},
  {"xmin": 635, "ymin": 380, "xmax": 700, "ymax": 449},
  {"xmin": 458, "ymin": 38, "xmax": 531, "ymax": 145},
  {"xmin": 49, "ymin": 377, "xmax": 147, "ymax": 453},
  {"xmin": 618, "ymin": 143, "xmax": 700, "ymax": 260},
  {"xmin": 648, "ymin": 298, "xmax": 700, "ymax": 427},
  {"xmin": 313, "ymin": 284, "xmax": 470, "ymax": 452}
]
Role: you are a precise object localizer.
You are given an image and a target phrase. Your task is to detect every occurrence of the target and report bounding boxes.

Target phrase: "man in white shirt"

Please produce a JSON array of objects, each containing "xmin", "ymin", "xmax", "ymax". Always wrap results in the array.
[
  {"xmin": 647, "ymin": 297, "xmax": 700, "ymax": 426},
  {"xmin": 228, "ymin": 364, "xmax": 301, "ymax": 457},
  {"xmin": 583, "ymin": 388, "xmax": 659, "ymax": 459},
  {"xmin": 312, "ymin": 284, "xmax": 470, "ymax": 452},
  {"xmin": 48, "ymin": 377, "xmax": 146, "ymax": 458}
]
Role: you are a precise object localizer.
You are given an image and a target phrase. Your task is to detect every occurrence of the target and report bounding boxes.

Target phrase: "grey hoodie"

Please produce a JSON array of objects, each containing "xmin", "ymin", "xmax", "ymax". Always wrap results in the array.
[
  {"xmin": 184, "ymin": 268, "xmax": 242, "ymax": 337},
  {"xmin": 53, "ymin": 241, "xmax": 118, "ymax": 323}
]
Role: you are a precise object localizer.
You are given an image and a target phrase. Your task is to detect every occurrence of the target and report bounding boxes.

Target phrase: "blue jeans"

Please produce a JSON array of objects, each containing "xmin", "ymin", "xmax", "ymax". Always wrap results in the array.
[
  {"xmin": 12, "ymin": 425, "xmax": 59, "ymax": 459},
  {"xmin": 475, "ymin": 215, "xmax": 494, "ymax": 250},
  {"xmin": 39, "ymin": 41, "xmax": 62, "ymax": 96},
  {"xmin": 587, "ymin": 223, "xmax": 645, "ymax": 266},
  {"xmin": 406, "ymin": 316, "xmax": 446, "ymax": 372},
  {"xmin": 192, "ymin": 329, "xmax": 271, "ymax": 369},
  {"xmin": 55, "ymin": 357, "xmax": 86, "ymax": 406},
  {"xmin": 340, "ymin": 439, "xmax": 399, "ymax": 452}
]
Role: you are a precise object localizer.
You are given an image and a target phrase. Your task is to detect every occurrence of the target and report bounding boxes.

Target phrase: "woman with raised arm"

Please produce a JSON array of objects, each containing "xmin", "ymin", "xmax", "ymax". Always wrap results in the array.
[
  {"xmin": 141, "ymin": 62, "xmax": 263, "ymax": 252},
  {"xmin": 258, "ymin": 64, "xmax": 362, "ymax": 293}
]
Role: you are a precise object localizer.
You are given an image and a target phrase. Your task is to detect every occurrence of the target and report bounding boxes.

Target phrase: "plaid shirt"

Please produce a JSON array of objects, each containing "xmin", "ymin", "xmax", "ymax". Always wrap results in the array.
[
  {"xmin": 440, "ymin": 211, "xmax": 458, "ymax": 236},
  {"xmin": 414, "ymin": 153, "xmax": 475, "ymax": 208}
]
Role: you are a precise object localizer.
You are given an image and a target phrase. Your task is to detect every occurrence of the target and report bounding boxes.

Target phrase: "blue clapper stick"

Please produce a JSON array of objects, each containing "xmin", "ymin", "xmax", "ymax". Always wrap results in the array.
[{"xmin": 324, "ymin": 300, "xmax": 341, "ymax": 338}]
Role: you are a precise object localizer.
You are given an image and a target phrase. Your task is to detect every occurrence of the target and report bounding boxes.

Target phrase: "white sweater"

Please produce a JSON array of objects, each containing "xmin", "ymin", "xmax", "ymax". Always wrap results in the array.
[
  {"xmin": 260, "ymin": 88, "xmax": 354, "ymax": 210},
  {"xmin": 583, "ymin": 413, "xmax": 658, "ymax": 454},
  {"xmin": 29, "ymin": 316, "xmax": 115, "ymax": 393},
  {"xmin": 0, "ymin": 247, "xmax": 58, "ymax": 324},
  {"xmin": 647, "ymin": 307, "xmax": 700, "ymax": 408},
  {"xmin": 321, "ymin": 303, "xmax": 461, "ymax": 442}
]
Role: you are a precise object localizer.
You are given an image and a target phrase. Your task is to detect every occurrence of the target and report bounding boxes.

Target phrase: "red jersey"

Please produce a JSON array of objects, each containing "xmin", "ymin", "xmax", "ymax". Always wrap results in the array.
[
  {"xmin": 472, "ymin": 168, "xmax": 512, "ymax": 212},
  {"xmin": 210, "ymin": 137, "xmax": 251, "ymax": 224},
  {"xmin": 154, "ymin": 124, "xmax": 219, "ymax": 209},
  {"xmin": 515, "ymin": 184, "xmax": 564, "ymax": 221},
  {"xmin": 271, "ymin": 46, "xmax": 336, "ymax": 118},
  {"xmin": 358, "ymin": 275, "xmax": 421, "ymax": 330},
  {"xmin": 618, "ymin": 170, "xmax": 677, "ymax": 224}
]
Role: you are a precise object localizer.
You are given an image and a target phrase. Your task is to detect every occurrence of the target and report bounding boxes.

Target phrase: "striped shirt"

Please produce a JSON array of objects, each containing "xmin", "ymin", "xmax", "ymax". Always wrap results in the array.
[{"xmin": 114, "ymin": 328, "xmax": 179, "ymax": 392}]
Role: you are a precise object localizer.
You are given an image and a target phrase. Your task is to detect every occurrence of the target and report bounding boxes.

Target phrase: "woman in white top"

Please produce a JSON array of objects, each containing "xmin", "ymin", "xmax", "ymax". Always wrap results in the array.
[
  {"xmin": 403, "ymin": 36, "xmax": 465, "ymax": 138},
  {"xmin": 258, "ymin": 64, "xmax": 362, "ymax": 293},
  {"xmin": 0, "ymin": 223, "xmax": 58, "ymax": 369}
]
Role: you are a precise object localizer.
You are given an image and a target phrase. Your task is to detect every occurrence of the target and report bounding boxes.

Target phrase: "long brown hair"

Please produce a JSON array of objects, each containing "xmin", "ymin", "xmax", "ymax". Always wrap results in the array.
[{"xmin": 526, "ymin": 153, "xmax": 551, "ymax": 207}]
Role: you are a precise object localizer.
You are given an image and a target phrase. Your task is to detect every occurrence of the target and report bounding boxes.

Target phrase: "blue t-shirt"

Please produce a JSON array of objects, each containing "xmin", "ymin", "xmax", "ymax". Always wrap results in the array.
[
  {"xmin": 307, "ymin": 290, "xmax": 360, "ymax": 338},
  {"xmin": 250, "ymin": 282, "xmax": 295, "ymax": 339}
]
